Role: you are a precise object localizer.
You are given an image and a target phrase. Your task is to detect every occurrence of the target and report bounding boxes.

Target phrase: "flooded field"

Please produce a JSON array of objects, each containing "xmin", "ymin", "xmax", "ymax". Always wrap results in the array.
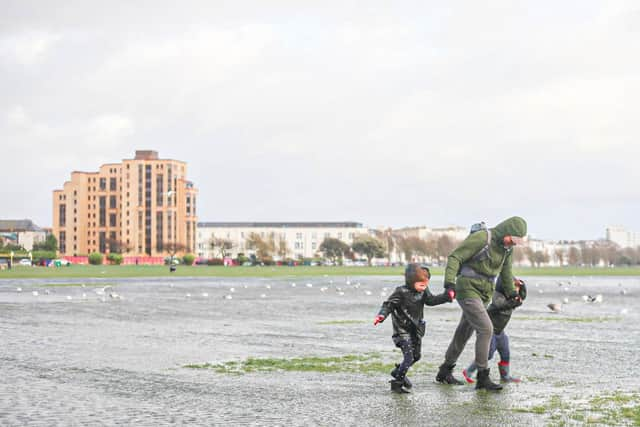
[{"xmin": 1, "ymin": 275, "xmax": 638, "ymax": 426}]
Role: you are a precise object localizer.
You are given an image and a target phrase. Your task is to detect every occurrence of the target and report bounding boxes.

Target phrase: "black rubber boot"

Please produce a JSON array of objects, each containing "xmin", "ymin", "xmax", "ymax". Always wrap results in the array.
[
  {"xmin": 390, "ymin": 378, "xmax": 410, "ymax": 394},
  {"xmin": 475, "ymin": 368, "xmax": 503, "ymax": 391},
  {"xmin": 391, "ymin": 364, "xmax": 412, "ymax": 389},
  {"xmin": 436, "ymin": 363, "xmax": 464, "ymax": 385}
]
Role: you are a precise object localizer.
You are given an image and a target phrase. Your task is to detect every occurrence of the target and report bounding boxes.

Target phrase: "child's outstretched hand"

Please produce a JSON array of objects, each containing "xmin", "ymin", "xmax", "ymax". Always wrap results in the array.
[{"xmin": 373, "ymin": 315, "xmax": 385, "ymax": 326}]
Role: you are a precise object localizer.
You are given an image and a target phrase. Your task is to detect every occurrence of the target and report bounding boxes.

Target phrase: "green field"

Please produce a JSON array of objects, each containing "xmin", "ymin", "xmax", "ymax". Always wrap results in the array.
[{"xmin": 0, "ymin": 264, "xmax": 639, "ymax": 279}]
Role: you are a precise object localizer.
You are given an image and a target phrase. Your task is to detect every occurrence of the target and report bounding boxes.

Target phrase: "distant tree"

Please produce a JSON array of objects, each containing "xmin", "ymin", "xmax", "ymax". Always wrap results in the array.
[
  {"xmin": 567, "ymin": 247, "xmax": 580, "ymax": 266},
  {"xmin": 32, "ymin": 234, "xmax": 58, "ymax": 252},
  {"xmin": 106, "ymin": 238, "xmax": 132, "ymax": 254},
  {"xmin": 210, "ymin": 236, "xmax": 234, "ymax": 259},
  {"xmin": 164, "ymin": 241, "xmax": 189, "ymax": 261},
  {"xmin": 513, "ymin": 246, "xmax": 525, "ymax": 264},
  {"xmin": 436, "ymin": 235, "xmax": 458, "ymax": 260},
  {"xmin": 106, "ymin": 253, "xmax": 123, "ymax": 265},
  {"xmin": 319, "ymin": 237, "xmax": 349, "ymax": 264},
  {"xmin": 245, "ymin": 233, "xmax": 275, "ymax": 261},
  {"xmin": 532, "ymin": 250, "xmax": 549, "ymax": 267},
  {"xmin": 523, "ymin": 247, "xmax": 535, "ymax": 266},
  {"xmin": 397, "ymin": 236, "xmax": 428, "ymax": 262},
  {"xmin": 277, "ymin": 236, "xmax": 289, "ymax": 260},
  {"xmin": 554, "ymin": 249, "xmax": 565, "ymax": 266},
  {"xmin": 88, "ymin": 252, "xmax": 103, "ymax": 265},
  {"xmin": 351, "ymin": 235, "xmax": 386, "ymax": 266}
]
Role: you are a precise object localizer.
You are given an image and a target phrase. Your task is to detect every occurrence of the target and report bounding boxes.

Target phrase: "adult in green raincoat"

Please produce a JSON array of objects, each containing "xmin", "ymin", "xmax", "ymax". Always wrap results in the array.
[{"xmin": 435, "ymin": 216, "xmax": 527, "ymax": 391}]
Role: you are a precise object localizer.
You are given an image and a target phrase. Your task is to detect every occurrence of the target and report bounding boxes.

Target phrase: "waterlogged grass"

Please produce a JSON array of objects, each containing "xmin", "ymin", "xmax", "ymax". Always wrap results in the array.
[
  {"xmin": 43, "ymin": 282, "xmax": 118, "ymax": 288},
  {"xmin": 514, "ymin": 392, "xmax": 640, "ymax": 426},
  {"xmin": 2, "ymin": 264, "xmax": 640, "ymax": 279},
  {"xmin": 514, "ymin": 316, "xmax": 623, "ymax": 323},
  {"xmin": 317, "ymin": 320, "xmax": 367, "ymax": 325},
  {"xmin": 184, "ymin": 353, "xmax": 423, "ymax": 375}
]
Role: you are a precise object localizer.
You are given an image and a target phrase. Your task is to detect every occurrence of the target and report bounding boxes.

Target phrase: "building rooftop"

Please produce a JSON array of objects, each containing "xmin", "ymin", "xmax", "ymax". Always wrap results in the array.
[
  {"xmin": 198, "ymin": 222, "xmax": 363, "ymax": 228},
  {"xmin": 0, "ymin": 219, "xmax": 44, "ymax": 232}
]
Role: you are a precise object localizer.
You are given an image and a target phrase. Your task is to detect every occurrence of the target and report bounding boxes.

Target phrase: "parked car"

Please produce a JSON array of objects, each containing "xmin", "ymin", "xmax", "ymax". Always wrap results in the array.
[{"xmin": 18, "ymin": 259, "xmax": 32, "ymax": 266}]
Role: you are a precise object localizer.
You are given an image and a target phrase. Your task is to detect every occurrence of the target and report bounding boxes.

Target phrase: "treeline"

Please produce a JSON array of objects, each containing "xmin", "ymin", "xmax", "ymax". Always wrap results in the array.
[{"xmin": 514, "ymin": 242, "xmax": 640, "ymax": 267}]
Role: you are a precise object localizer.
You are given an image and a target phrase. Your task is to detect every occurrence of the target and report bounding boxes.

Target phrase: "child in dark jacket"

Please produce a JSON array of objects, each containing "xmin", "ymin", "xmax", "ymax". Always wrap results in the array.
[
  {"xmin": 374, "ymin": 263, "xmax": 454, "ymax": 393},
  {"xmin": 462, "ymin": 276, "xmax": 527, "ymax": 384}
]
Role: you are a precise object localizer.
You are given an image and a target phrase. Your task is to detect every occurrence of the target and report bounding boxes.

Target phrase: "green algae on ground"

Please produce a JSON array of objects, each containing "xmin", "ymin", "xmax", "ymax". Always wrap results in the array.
[
  {"xmin": 43, "ymin": 282, "xmax": 118, "ymax": 287},
  {"xmin": 317, "ymin": 320, "xmax": 367, "ymax": 325},
  {"xmin": 184, "ymin": 353, "xmax": 432, "ymax": 375},
  {"xmin": 514, "ymin": 391, "xmax": 640, "ymax": 426}
]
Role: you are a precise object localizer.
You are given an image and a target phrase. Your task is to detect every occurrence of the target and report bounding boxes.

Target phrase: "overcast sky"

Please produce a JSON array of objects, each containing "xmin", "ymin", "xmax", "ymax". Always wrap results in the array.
[{"xmin": 2, "ymin": 1, "xmax": 639, "ymax": 241}]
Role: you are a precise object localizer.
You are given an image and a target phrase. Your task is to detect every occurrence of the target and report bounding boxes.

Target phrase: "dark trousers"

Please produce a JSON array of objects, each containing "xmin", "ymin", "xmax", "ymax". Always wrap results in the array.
[{"xmin": 392, "ymin": 334, "xmax": 422, "ymax": 378}]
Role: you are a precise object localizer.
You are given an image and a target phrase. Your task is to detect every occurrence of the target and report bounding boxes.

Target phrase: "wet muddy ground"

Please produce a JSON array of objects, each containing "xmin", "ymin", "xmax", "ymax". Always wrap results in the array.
[{"xmin": 1, "ymin": 275, "xmax": 638, "ymax": 426}]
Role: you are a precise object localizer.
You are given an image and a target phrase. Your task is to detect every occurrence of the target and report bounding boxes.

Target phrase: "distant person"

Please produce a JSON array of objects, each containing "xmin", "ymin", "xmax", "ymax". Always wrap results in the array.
[
  {"xmin": 462, "ymin": 276, "xmax": 527, "ymax": 384},
  {"xmin": 435, "ymin": 216, "xmax": 527, "ymax": 391},
  {"xmin": 374, "ymin": 263, "xmax": 454, "ymax": 393}
]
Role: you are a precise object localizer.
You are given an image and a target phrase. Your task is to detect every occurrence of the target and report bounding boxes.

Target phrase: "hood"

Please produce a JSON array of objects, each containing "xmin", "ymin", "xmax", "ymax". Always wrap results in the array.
[{"xmin": 492, "ymin": 216, "xmax": 527, "ymax": 240}]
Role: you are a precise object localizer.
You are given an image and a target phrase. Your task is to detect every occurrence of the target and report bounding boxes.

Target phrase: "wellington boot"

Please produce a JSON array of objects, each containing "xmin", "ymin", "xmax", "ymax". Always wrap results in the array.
[
  {"xmin": 390, "ymin": 379, "xmax": 410, "ymax": 394},
  {"xmin": 391, "ymin": 364, "xmax": 413, "ymax": 389},
  {"xmin": 436, "ymin": 363, "xmax": 464, "ymax": 385},
  {"xmin": 462, "ymin": 368, "xmax": 475, "ymax": 384},
  {"xmin": 498, "ymin": 362, "xmax": 521, "ymax": 383},
  {"xmin": 475, "ymin": 368, "xmax": 503, "ymax": 391}
]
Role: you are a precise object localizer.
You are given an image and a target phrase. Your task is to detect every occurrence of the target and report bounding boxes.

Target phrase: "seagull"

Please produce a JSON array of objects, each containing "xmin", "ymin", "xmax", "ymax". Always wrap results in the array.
[
  {"xmin": 229, "ymin": 287, "xmax": 235, "ymax": 293},
  {"xmin": 32, "ymin": 291, "xmax": 39, "ymax": 296},
  {"xmin": 202, "ymin": 292, "xmax": 209, "ymax": 297},
  {"xmin": 223, "ymin": 294, "xmax": 232, "ymax": 300},
  {"xmin": 547, "ymin": 303, "xmax": 562, "ymax": 313},
  {"xmin": 306, "ymin": 283, "xmax": 313, "ymax": 288},
  {"xmin": 562, "ymin": 297, "xmax": 569, "ymax": 304},
  {"xmin": 109, "ymin": 292, "xmax": 121, "ymax": 300},
  {"xmin": 365, "ymin": 290, "xmax": 372, "ymax": 296},
  {"xmin": 260, "ymin": 294, "xmax": 266, "ymax": 298},
  {"xmin": 16, "ymin": 287, "xmax": 22, "ymax": 293},
  {"xmin": 266, "ymin": 284, "xmax": 271, "ymax": 289},
  {"xmin": 291, "ymin": 283, "xmax": 296, "ymax": 287},
  {"xmin": 94, "ymin": 286, "xmax": 113, "ymax": 296}
]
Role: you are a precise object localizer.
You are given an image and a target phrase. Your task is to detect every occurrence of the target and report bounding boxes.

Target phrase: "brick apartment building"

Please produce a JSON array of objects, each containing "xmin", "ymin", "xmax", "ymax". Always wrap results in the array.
[{"xmin": 52, "ymin": 150, "xmax": 198, "ymax": 257}]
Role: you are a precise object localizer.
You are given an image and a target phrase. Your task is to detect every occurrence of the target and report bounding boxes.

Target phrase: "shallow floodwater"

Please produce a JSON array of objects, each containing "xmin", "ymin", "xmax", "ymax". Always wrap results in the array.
[{"xmin": 1, "ymin": 274, "xmax": 638, "ymax": 426}]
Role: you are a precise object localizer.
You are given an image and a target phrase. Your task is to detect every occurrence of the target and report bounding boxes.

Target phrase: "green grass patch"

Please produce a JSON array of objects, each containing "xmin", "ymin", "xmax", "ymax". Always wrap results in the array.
[
  {"xmin": 42, "ymin": 282, "xmax": 117, "ymax": 288},
  {"xmin": 184, "ymin": 353, "xmax": 424, "ymax": 375},
  {"xmin": 317, "ymin": 320, "xmax": 367, "ymax": 325},
  {"xmin": 2, "ymin": 264, "xmax": 640, "ymax": 279},
  {"xmin": 514, "ymin": 392, "xmax": 640, "ymax": 426},
  {"xmin": 514, "ymin": 316, "xmax": 623, "ymax": 323}
]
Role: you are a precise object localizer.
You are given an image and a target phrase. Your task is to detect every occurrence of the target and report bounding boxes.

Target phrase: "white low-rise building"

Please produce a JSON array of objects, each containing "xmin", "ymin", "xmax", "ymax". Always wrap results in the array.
[
  {"xmin": 0, "ymin": 219, "xmax": 47, "ymax": 251},
  {"xmin": 196, "ymin": 221, "xmax": 364, "ymax": 260},
  {"xmin": 606, "ymin": 225, "xmax": 640, "ymax": 249}
]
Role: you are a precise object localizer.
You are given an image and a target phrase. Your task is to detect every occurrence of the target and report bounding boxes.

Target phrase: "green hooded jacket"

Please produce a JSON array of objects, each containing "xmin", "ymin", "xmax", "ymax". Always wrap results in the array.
[{"xmin": 444, "ymin": 216, "xmax": 527, "ymax": 304}]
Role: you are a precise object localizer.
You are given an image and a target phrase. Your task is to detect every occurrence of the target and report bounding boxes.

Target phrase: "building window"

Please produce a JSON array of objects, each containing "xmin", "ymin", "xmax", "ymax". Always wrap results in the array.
[
  {"xmin": 99, "ymin": 196, "xmax": 106, "ymax": 227},
  {"xmin": 99, "ymin": 178, "xmax": 106, "ymax": 191},
  {"xmin": 109, "ymin": 195, "xmax": 117, "ymax": 209},
  {"xmin": 109, "ymin": 213, "xmax": 117, "ymax": 227},
  {"xmin": 156, "ymin": 174, "xmax": 164, "ymax": 206},
  {"xmin": 156, "ymin": 211, "xmax": 163, "ymax": 252},
  {"xmin": 99, "ymin": 232, "xmax": 106, "ymax": 253},
  {"xmin": 296, "ymin": 233, "xmax": 303, "ymax": 240},
  {"xmin": 59, "ymin": 204, "xmax": 66, "ymax": 227},
  {"xmin": 311, "ymin": 242, "xmax": 317, "ymax": 250},
  {"xmin": 109, "ymin": 177, "xmax": 117, "ymax": 191},
  {"xmin": 59, "ymin": 231, "xmax": 66, "ymax": 253}
]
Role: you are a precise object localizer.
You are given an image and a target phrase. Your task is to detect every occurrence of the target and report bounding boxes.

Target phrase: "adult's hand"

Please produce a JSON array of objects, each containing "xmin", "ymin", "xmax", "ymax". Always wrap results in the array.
[
  {"xmin": 447, "ymin": 289, "xmax": 456, "ymax": 302},
  {"xmin": 373, "ymin": 315, "xmax": 385, "ymax": 326}
]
